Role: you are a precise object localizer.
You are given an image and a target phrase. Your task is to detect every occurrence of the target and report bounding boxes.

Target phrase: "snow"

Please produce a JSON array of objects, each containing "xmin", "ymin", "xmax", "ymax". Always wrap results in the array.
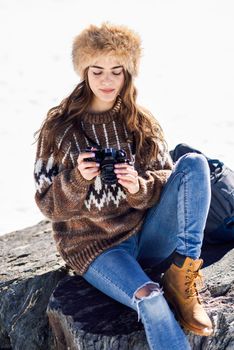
[{"xmin": 0, "ymin": 0, "xmax": 233, "ymax": 235}]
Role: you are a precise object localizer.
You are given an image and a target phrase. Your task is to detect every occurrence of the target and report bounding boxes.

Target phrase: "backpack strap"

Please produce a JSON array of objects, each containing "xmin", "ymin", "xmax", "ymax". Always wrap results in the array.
[
  {"xmin": 225, "ymin": 216, "xmax": 234, "ymax": 228},
  {"xmin": 207, "ymin": 158, "xmax": 224, "ymax": 181}
]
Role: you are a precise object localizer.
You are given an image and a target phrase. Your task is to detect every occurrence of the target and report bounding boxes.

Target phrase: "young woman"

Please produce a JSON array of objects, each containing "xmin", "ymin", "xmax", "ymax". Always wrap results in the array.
[{"xmin": 34, "ymin": 22, "xmax": 213, "ymax": 349}]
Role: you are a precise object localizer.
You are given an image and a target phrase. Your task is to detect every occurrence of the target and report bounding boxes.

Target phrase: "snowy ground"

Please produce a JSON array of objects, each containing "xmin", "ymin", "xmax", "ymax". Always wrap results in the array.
[{"xmin": 0, "ymin": 0, "xmax": 233, "ymax": 235}]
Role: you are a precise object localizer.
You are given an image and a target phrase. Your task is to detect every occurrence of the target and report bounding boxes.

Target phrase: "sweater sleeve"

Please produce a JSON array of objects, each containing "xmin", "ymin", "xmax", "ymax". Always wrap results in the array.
[
  {"xmin": 125, "ymin": 140, "xmax": 173, "ymax": 209},
  {"xmin": 34, "ymin": 134, "xmax": 93, "ymax": 222}
]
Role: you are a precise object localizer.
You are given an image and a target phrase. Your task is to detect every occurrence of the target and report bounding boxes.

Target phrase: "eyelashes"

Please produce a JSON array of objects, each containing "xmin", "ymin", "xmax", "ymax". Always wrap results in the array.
[{"xmin": 92, "ymin": 71, "xmax": 122, "ymax": 76}]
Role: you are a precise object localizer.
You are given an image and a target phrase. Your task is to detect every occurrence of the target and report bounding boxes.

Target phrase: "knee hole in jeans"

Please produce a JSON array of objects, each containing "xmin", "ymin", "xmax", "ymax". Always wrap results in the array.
[
  {"xmin": 134, "ymin": 283, "xmax": 160, "ymax": 299},
  {"xmin": 131, "ymin": 281, "xmax": 163, "ymax": 321}
]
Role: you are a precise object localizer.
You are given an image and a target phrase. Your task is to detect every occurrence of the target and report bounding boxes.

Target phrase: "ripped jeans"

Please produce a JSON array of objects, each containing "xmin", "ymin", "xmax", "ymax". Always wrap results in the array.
[{"xmin": 83, "ymin": 153, "xmax": 211, "ymax": 350}]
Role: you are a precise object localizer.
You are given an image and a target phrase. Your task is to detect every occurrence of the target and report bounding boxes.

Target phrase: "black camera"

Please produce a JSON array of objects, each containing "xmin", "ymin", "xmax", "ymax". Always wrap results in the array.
[{"xmin": 84, "ymin": 147, "xmax": 131, "ymax": 184}]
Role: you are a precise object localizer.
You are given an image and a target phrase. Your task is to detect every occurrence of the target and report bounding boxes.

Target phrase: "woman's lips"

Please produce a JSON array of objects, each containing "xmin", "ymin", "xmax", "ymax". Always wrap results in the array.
[{"xmin": 100, "ymin": 89, "xmax": 115, "ymax": 94}]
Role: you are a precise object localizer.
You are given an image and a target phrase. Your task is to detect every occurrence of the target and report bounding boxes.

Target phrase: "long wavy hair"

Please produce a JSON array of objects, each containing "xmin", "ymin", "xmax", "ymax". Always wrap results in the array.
[{"xmin": 34, "ymin": 68, "xmax": 165, "ymax": 166}]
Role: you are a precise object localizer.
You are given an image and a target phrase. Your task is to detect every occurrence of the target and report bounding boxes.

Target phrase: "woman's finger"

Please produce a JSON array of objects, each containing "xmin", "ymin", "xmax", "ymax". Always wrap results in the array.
[
  {"xmin": 80, "ymin": 162, "xmax": 100, "ymax": 170},
  {"xmin": 115, "ymin": 168, "xmax": 138, "ymax": 176},
  {"xmin": 78, "ymin": 152, "xmax": 96, "ymax": 163},
  {"xmin": 117, "ymin": 174, "xmax": 137, "ymax": 182}
]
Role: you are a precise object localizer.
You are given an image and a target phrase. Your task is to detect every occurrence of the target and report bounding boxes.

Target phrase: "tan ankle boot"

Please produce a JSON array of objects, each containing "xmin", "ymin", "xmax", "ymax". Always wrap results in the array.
[{"xmin": 162, "ymin": 257, "xmax": 213, "ymax": 336}]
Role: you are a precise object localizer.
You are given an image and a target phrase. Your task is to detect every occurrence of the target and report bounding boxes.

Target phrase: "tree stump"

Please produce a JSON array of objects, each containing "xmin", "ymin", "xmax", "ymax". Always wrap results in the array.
[{"xmin": 47, "ymin": 275, "xmax": 148, "ymax": 350}]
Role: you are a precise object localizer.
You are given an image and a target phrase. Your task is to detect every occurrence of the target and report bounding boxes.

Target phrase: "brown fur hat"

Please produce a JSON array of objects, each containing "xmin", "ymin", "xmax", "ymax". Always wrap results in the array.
[{"xmin": 72, "ymin": 22, "xmax": 142, "ymax": 79}]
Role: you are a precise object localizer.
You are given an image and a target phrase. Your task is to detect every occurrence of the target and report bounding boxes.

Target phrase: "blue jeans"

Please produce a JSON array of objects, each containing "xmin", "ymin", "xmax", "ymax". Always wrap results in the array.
[{"xmin": 83, "ymin": 153, "xmax": 211, "ymax": 350}]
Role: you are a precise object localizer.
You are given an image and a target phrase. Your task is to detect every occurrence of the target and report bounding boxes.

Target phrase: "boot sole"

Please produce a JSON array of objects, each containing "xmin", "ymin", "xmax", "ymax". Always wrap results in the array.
[{"xmin": 164, "ymin": 290, "xmax": 213, "ymax": 337}]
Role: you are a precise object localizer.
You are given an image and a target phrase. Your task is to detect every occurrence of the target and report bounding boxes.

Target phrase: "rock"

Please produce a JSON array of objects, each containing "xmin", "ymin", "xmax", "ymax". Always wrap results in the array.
[
  {"xmin": 0, "ymin": 221, "xmax": 68, "ymax": 350},
  {"xmin": 187, "ymin": 243, "xmax": 234, "ymax": 349},
  {"xmin": 0, "ymin": 220, "xmax": 234, "ymax": 349}
]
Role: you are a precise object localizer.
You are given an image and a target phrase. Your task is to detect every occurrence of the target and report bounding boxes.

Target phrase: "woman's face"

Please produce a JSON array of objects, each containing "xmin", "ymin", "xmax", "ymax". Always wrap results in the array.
[{"xmin": 87, "ymin": 55, "xmax": 125, "ymax": 112}]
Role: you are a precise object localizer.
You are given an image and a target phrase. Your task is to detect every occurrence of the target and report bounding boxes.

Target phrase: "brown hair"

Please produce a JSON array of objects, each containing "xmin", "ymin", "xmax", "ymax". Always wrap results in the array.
[{"xmin": 34, "ymin": 68, "xmax": 165, "ymax": 166}]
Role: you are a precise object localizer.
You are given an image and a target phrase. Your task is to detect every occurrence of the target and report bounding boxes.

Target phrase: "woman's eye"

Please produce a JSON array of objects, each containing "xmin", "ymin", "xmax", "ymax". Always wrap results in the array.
[
  {"xmin": 112, "ymin": 72, "xmax": 122, "ymax": 76},
  {"xmin": 93, "ymin": 72, "xmax": 102, "ymax": 75}
]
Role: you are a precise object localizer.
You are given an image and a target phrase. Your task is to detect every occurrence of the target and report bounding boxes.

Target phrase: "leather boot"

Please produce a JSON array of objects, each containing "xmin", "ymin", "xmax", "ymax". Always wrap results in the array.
[{"xmin": 162, "ymin": 257, "xmax": 213, "ymax": 336}]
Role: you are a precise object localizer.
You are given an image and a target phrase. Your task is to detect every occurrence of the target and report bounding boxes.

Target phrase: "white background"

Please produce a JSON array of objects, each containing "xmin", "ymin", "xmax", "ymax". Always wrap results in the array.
[{"xmin": 0, "ymin": 0, "xmax": 233, "ymax": 235}]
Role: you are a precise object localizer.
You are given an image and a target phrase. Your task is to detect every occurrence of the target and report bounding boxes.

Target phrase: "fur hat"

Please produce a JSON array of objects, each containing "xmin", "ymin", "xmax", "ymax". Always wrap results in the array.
[{"xmin": 72, "ymin": 22, "xmax": 142, "ymax": 79}]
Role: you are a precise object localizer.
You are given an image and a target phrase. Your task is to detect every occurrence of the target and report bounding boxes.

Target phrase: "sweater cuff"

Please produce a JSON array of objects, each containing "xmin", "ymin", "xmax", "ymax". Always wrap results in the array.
[
  {"xmin": 73, "ymin": 167, "xmax": 95, "ymax": 187},
  {"xmin": 125, "ymin": 177, "xmax": 149, "ymax": 208},
  {"xmin": 126, "ymin": 169, "xmax": 172, "ymax": 208}
]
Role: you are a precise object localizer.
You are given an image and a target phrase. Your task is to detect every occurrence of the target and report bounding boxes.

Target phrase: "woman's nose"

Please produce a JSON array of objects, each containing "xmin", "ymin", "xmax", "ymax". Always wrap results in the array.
[{"xmin": 101, "ymin": 73, "xmax": 113, "ymax": 86}]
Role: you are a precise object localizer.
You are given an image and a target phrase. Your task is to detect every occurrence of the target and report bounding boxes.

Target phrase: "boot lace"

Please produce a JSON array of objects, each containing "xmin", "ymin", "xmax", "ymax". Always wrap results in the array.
[{"xmin": 185, "ymin": 267, "xmax": 203, "ymax": 300}]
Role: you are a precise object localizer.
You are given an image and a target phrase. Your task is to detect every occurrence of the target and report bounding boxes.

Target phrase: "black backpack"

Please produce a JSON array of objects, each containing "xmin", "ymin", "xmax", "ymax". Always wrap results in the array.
[{"xmin": 170, "ymin": 143, "xmax": 234, "ymax": 244}]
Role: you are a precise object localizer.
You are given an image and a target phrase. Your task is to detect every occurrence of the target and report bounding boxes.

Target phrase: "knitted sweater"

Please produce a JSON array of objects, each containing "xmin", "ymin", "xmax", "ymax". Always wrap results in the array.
[{"xmin": 34, "ymin": 97, "xmax": 173, "ymax": 275}]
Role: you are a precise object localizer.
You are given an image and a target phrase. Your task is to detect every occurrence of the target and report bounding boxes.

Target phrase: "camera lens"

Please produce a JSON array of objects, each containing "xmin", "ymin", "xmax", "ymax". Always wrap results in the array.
[
  {"xmin": 101, "ymin": 163, "xmax": 117, "ymax": 184},
  {"xmin": 98, "ymin": 148, "xmax": 128, "ymax": 185}
]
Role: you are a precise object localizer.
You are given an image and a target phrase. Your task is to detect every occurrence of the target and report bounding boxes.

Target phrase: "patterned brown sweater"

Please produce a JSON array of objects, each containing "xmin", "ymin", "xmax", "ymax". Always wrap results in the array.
[{"xmin": 34, "ymin": 97, "xmax": 173, "ymax": 275}]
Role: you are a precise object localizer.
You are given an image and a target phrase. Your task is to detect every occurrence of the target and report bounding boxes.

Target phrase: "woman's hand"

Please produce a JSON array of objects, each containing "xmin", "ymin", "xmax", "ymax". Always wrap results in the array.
[
  {"xmin": 114, "ymin": 163, "xmax": 140, "ymax": 194},
  {"xmin": 77, "ymin": 152, "xmax": 100, "ymax": 181}
]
